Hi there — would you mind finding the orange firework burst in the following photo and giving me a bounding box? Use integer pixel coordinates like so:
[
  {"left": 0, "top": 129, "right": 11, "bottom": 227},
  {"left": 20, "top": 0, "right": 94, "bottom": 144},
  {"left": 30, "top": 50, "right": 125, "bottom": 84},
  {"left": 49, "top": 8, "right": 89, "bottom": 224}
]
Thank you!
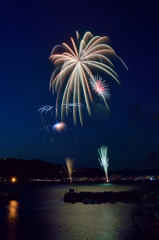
[{"left": 52, "top": 122, "right": 66, "bottom": 132}]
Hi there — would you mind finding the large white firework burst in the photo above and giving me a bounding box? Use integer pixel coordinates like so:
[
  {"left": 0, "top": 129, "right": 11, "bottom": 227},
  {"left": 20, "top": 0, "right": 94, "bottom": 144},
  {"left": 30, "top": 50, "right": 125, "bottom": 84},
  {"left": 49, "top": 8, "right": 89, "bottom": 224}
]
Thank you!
[{"left": 49, "top": 31, "right": 128, "bottom": 126}]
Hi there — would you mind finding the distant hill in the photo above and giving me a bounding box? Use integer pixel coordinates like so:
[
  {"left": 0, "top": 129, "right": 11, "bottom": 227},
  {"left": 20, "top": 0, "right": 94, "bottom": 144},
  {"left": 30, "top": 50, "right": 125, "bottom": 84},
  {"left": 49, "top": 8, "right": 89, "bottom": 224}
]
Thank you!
[
  {"left": 0, "top": 158, "right": 65, "bottom": 180},
  {"left": 0, "top": 158, "right": 159, "bottom": 180}
]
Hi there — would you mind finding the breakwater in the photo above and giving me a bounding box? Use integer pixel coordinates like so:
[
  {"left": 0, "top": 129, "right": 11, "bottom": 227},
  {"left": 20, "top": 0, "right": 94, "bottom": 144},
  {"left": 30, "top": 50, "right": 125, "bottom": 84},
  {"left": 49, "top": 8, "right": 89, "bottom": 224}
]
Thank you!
[{"left": 64, "top": 189, "right": 142, "bottom": 204}]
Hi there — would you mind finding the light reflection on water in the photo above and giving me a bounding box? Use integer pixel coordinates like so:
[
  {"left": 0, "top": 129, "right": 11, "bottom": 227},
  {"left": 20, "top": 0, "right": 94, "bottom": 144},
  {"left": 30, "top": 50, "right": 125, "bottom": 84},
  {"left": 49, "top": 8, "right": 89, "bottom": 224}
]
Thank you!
[
  {"left": 53, "top": 199, "right": 138, "bottom": 240},
  {"left": 5, "top": 200, "right": 20, "bottom": 240},
  {"left": 0, "top": 182, "right": 158, "bottom": 240},
  {"left": 7, "top": 200, "right": 19, "bottom": 221}
]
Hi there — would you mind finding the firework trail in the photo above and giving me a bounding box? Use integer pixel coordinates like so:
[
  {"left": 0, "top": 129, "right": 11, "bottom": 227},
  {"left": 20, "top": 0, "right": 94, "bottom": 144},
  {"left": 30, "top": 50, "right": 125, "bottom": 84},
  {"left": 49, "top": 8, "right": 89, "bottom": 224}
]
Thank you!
[
  {"left": 65, "top": 158, "right": 74, "bottom": 182},
  {"left": 37, "top": 103, "right": 86, "bottom": 133},
  {"left": 37, "top": 105, "right": 68, "bottom": 145},
  {"left": 49, "top": 31, "right": 128, "bottom": 126},
  {"left": 37, "top": 103, "right": 86, "bottom": 119},
  {"left": 98, "top": 146, "right": 109, "bottom": 182},
  {"left": 37, "top": 105, "right": 55, "bottom": 117}
]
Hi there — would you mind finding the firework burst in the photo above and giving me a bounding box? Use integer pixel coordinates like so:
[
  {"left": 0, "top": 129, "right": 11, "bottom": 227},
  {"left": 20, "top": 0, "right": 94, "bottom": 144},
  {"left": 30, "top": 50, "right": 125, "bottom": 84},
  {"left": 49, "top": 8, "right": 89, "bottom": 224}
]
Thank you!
[
  {"left": 49, "top": 31, "right": 128, "bottom": 126},
  {"left": 90, "top": 76, "right": 110, "bottom": 109}
]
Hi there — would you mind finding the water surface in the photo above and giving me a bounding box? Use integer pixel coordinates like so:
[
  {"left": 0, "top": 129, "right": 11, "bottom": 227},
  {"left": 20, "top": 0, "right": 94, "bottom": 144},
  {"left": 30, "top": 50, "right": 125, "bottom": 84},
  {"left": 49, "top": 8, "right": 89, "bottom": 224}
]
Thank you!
[{"left": 0, "top": 181, "right": 158, "bottom": 240}]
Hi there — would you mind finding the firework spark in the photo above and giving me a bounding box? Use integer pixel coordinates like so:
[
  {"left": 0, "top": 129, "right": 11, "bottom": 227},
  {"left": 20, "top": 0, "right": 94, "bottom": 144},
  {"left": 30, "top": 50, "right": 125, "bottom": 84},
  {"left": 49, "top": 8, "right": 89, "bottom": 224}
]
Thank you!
[
  {"left": 90, "top": 75, "right": 110, "bottom": 109},
  {"left": 52, "top": 121, "right": 67, "bottom": 132},
  {"left": 65, "top": 158, "right": 74, "bottom": 182},
  {"left": 98, "top": 146, "right": 109, "bottom": 182},
  {"left": 49, "top": 31, "right": 128, "bottom": 126}
]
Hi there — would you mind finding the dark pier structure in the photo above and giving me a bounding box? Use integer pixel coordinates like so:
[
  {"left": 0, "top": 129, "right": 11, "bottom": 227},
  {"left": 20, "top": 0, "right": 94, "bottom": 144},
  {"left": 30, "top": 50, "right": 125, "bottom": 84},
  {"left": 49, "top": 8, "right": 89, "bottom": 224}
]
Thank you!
[{"left": 64, "top": 189, "right": 143, "bottom": 204}]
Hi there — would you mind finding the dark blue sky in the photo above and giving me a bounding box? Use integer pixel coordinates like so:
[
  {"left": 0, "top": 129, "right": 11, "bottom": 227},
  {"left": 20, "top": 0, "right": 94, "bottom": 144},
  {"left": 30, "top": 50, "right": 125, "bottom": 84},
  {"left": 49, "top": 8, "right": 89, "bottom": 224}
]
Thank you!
[{"left": 1, "top": 0, "right": 159, "bottom": 170}]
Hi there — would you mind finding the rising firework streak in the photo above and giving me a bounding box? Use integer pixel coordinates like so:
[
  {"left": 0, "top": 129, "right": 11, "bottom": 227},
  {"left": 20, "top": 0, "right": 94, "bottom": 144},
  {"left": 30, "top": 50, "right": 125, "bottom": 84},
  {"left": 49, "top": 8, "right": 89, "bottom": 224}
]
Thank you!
[{"left": 98, "top": 146, "right": 109, "bottom": 182}]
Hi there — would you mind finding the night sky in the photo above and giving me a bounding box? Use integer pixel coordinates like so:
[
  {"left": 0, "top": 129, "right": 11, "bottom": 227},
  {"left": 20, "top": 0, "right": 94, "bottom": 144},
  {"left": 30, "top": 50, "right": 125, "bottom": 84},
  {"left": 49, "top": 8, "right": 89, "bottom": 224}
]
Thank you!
[{"left": 1, "top": 0, "right": 159, "bottom": 170}]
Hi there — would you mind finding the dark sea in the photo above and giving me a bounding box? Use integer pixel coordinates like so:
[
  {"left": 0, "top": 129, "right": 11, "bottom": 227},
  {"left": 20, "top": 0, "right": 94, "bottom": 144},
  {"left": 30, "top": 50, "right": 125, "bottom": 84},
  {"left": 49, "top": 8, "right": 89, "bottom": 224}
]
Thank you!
[{"left": 0, "top": 181, "right": 158, "bottom": 240}]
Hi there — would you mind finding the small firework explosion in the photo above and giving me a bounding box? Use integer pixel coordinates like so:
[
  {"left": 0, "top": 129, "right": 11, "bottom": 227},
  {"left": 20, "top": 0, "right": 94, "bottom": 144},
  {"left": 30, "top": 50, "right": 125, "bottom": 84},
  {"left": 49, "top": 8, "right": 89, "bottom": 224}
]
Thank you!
[
  {"left": 90, "top": 76, "right": 110, "bottom": 109},
  {"left": 52, "top": 121, "right": 67, "bottom": 132},
  {"left": 98, "top": 146, "right": 109, "bottom": 182},
  {"left": 65, "top": 158, "right": 74, "bottom": 182}
]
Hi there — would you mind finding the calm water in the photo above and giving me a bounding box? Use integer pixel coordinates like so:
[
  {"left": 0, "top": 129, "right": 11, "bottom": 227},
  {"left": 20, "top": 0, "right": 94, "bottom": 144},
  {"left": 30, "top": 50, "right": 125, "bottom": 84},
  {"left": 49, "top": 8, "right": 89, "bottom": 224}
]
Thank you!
[{"left": 0, "top": 181, "right": 158, "bottom": 240}]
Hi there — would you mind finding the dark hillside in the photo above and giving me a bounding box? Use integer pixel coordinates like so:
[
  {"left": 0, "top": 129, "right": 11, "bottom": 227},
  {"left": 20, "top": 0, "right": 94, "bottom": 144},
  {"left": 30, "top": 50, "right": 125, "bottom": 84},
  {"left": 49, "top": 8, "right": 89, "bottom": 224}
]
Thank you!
[{"left": 0, "top": 158, "right": 159, "bottom": 180}]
